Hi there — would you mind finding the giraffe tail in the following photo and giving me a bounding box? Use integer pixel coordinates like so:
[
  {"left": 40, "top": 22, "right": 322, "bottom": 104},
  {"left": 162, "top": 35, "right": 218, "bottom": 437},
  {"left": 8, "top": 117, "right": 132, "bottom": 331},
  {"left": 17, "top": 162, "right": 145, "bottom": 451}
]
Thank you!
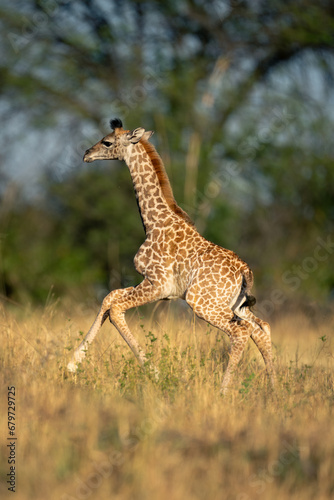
[
  {"left": 231, "top": 268, "right": 256, "bottom": 314},
  {"left": 242, "top": 293, "right": 256, "bottom": 308},
  {"left": 242, "top": 265, "right": 254, "bottom": 291},
  {"left": 242, "top": 267, "right": 256, "bottom": 310}
]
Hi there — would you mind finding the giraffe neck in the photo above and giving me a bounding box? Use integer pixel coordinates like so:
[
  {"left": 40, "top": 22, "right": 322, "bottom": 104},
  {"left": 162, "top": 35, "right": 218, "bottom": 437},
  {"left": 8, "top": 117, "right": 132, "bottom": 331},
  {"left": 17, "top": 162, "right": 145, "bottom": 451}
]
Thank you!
[{"left": 124, "top": 140, "right": 193, "bottom": 233}]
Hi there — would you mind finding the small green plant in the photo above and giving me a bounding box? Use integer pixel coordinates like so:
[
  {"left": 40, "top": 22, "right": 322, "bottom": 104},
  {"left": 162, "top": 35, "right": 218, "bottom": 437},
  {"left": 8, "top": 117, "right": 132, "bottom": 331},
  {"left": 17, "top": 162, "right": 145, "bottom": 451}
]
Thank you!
[{"left": 239, "top": 372, "right": 256, "bottom": 395}]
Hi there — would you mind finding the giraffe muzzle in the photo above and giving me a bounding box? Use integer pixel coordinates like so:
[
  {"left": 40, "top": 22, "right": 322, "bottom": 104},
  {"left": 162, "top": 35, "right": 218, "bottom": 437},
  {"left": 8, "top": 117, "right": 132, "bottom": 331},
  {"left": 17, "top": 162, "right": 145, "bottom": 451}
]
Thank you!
[{"left": 83, "top": 149, "right": 94, "bottom": 162}]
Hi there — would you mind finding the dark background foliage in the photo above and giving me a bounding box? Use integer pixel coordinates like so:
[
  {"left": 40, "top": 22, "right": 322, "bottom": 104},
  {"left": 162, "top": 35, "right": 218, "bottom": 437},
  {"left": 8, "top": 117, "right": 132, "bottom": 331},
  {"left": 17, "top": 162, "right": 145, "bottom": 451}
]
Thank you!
[{"left": 0, "top": 0, "right": 333, "bottom": 308}]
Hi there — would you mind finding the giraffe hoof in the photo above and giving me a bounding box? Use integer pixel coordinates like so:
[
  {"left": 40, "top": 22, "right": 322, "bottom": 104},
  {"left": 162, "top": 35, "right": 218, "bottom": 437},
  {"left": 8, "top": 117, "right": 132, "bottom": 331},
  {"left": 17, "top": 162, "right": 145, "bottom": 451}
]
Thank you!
[
  {"left": 67, "top": 360, "right": 78, "bottom": 373},
  {"left": 153, "top": 366, "right": 160, "bottom": 382},
  {"left": 144, "top": 362, "right": 159, "bottom": 381}
]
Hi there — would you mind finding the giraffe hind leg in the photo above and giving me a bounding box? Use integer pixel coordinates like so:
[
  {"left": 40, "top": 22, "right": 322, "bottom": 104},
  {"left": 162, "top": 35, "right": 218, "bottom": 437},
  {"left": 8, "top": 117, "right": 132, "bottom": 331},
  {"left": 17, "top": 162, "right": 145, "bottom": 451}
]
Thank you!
[
  {"left": 186, "top": 291, "right": 253, "bottom": 394},
  {"left": 220, "top": 322, "right": 253, "bottom": 394},
  {"left": 234, "top": 305, "right": 276, "bottom": 387}
]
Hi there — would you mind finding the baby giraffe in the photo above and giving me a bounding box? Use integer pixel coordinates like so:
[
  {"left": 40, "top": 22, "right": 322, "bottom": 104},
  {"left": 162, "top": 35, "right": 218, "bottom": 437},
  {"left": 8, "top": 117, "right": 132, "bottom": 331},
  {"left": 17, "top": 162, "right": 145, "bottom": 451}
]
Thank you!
[{"left": 67, "top": 118, "right": 275, "bottom": 393}]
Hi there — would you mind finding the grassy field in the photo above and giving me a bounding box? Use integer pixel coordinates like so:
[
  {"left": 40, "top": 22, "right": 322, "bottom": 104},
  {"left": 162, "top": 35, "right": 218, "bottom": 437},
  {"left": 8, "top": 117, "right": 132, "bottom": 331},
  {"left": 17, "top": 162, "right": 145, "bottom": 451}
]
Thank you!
[{"left": 0, "top": 298, "right": 333, "bottom": 500}]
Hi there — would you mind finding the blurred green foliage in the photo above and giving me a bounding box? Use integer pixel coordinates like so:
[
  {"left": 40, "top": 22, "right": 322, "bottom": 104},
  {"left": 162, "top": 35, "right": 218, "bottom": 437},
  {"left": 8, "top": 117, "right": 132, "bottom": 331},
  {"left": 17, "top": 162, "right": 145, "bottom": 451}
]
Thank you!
[{"left": 0, "top": 0, "right": 333, "bottom": 305}]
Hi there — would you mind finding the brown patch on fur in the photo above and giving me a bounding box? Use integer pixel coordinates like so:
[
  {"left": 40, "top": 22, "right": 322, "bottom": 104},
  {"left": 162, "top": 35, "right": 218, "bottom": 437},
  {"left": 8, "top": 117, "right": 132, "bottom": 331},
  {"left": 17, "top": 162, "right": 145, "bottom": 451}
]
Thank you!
[{"left": 140, "top": 140, "right": 195, "bottom": 227}]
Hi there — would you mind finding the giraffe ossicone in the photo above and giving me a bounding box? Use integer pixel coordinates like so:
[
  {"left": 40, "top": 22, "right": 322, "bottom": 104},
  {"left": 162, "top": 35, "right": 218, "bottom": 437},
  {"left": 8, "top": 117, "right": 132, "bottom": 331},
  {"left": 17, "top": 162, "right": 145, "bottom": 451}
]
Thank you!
[{"left": 67, "top": 118, "right": 275, "bottom": 393}]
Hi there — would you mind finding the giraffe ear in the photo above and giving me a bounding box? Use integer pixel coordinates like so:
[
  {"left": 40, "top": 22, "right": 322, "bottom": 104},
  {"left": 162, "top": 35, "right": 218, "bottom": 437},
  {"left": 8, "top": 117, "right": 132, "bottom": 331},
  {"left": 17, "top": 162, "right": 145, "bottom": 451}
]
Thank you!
[
  {"left": 128, "top": 128, "right": 154, "bottom": 143},
  {"left": 128, "top": 128, "right": 146, "bottom": 143},
  {"left": 142, "top": 130, "right": 154, "bottom": 141}
]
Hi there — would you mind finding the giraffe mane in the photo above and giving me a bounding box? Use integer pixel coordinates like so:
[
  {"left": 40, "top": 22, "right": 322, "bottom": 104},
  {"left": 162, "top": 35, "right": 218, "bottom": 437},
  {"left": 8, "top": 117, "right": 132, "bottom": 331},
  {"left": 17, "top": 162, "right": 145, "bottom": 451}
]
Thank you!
[{"left": 140, "top": 140, "right": 195, "bottom": 227}]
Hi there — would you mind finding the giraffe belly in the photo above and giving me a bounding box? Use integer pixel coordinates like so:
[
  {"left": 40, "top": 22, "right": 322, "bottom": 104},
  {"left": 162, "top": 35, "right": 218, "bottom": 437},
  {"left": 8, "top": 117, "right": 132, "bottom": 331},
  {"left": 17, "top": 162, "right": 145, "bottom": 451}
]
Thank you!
[
  {"left": 164, "top": 268, "right": 189, "bottom": 299},
  {"left": 165, "top": 280, "right": 187, "bottom": 299}
]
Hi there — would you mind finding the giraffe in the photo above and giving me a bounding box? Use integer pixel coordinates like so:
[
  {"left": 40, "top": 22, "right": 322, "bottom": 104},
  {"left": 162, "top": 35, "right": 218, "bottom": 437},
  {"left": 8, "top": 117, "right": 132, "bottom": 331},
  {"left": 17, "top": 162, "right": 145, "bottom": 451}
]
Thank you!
[{"left": 67, "top": 118, "right": 275, "bottom": 393}]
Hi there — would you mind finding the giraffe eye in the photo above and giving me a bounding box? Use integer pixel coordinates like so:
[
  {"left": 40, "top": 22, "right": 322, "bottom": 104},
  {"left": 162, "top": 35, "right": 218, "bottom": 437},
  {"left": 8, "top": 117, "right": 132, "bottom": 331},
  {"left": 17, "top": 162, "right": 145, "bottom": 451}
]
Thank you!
[{"left": 102, "top": 140, "right": 112, "bottom": 147}]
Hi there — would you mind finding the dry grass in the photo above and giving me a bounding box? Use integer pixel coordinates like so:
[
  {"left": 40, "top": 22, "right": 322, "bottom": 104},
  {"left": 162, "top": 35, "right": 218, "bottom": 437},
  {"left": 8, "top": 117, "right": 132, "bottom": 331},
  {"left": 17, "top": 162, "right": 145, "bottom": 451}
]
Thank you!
[{"left": 0, "top": 299, "right": 333, "bottom": 500}]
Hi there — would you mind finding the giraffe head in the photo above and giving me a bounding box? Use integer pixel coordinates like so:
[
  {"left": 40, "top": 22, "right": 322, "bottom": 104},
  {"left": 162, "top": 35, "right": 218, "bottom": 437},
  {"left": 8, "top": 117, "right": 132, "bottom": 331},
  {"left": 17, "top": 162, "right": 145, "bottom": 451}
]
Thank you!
[{"left": 83, "top": 118, "right": 154, "bottom": 163}]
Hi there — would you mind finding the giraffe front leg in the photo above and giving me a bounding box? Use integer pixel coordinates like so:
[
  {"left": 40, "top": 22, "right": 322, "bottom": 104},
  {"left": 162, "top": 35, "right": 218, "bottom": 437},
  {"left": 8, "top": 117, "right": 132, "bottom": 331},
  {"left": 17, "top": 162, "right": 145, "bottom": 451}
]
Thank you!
[
  {"left": 67, "top": 279, "right": 164, "bottom": 375},
  {"left": 108, "top": 279, "right": 165, "bottom": 378},
  {"left": 67, "top": 309, "right": 107, "bottom": 372},
  {"left": 67, "top": 287, "right": 133, "bottom": 372}
]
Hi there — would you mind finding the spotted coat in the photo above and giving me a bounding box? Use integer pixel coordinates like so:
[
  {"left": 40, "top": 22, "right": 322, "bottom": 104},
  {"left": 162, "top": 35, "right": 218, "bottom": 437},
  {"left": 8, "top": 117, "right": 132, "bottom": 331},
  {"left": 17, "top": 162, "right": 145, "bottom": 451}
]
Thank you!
[{"left": 67, "top": 120, "right": 275, "bottom": 393}]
